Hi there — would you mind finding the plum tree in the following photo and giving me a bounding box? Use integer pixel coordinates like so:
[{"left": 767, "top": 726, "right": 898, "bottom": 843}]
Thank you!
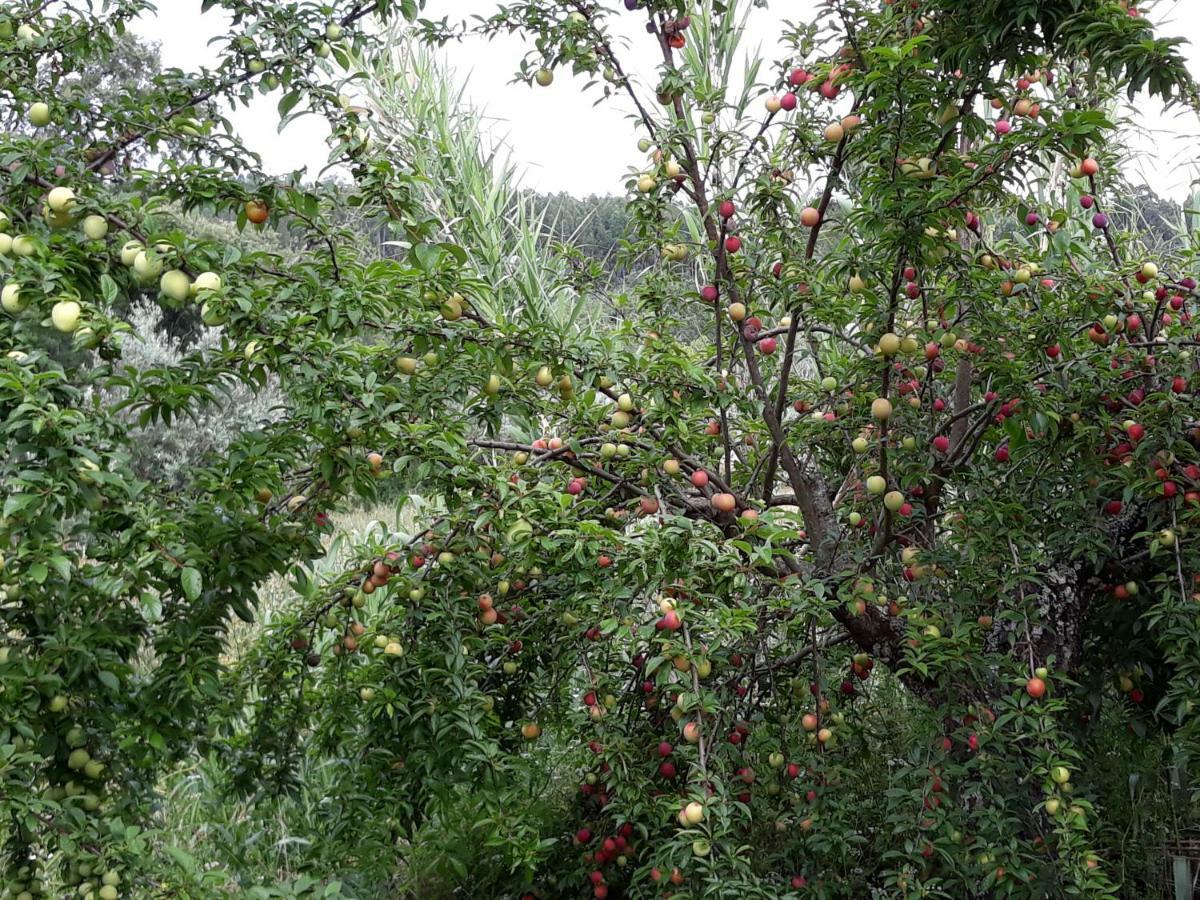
[{"left": 1, "top": 0, "right": 1198, "bottom": 898}]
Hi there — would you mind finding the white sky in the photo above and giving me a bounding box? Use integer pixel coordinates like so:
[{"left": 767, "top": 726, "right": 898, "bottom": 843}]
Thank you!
[{"left": 135, "top": 0, "right": 1200, "bottom": 201}]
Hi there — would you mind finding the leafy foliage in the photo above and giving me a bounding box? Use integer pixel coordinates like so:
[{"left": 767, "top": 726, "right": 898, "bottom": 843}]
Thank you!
[{"left": 1, "top": 0, "right": 1199, "bottom": 898}]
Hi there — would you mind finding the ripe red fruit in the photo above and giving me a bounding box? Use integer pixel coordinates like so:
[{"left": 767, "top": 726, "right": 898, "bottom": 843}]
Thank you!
[
  {"left": 1104, "top": 499, "right": 1123, "bottom": 516},
  {"left": 994, "top": 445, "right": 1009, "bottom": 463},
  {"left": 791, "top": 876, "right": 808, "bottom": 889},
  {"left": 759, "top": 336, "right": 778, "bottom": 354},
  {"left": 691, "top": 470, "right": 709, "bottom": 488},
  {"left": 932, "top": 435, "right": 950, "bottom": 453},
  {"left": 719, "top": 200, "right": 735, "bottom": 219},
  {"left": 780, "top": 91, "right": 797, "bottom": 111},
  {"left": 660, "top": 610, "right": 682, "bottom": 631},
  {"left": 658, "top": 741, "right": 673, "bottom": 756},
  {"left": 1046, "top": 344, "right": 1060, "bottom": 359},
  {"left": 576, "top": 828, "right": 592, "bottom": 844},
  {"left": 245, "top": 199, "right": 269, "bottom": 224},
  {"left": 598, "top": 554, "right": 612, "bottom": 568},
  {"left": 658, "top": 760, "right": 677, "bottom": 779},
  {"left": 1025, "top": 677, "right": 1046, "bottom": 699},
  {"left": 789, "top": 68, "right": 810, "bottom": 85},
  {"left": 725, "top": 235, "right": 742, "bottom": 253}
]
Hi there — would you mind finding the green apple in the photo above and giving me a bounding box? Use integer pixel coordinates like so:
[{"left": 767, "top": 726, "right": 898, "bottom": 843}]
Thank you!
[
  {"left": 535, "top": 67, "right": 554, "bottom": 86},
  {"left": 866, "top": 475, "right": 886, "bottom": 494},
  {"left": 326, "top": 22, "right": 343, "bottom": 40},
  {"left": 47, "top": 186, "right": 76, "bottom": 212},
  {"left": 160, "top": 269, "right": 190, "bottom": 304},
  {"left": 883, "top": 490, "right": 904, "bottom": 511},
  {"left": 16, "top": 23, "right": 40, "bottom": 44},
  {"left": 189, "top": 271, "right": 222, "bottom": 296},
  {"left": 67, "top": 748, "right": 90, "bottom": 770},
  {"left": 248, "top": 58, "right": 266, "bottom": 73},
  {"left": 43, "top": 204, "right": 73, "bottom": 228},
  {"left": 82, "top": 215, "right": 109, "bottom": 240},
  {"left": 133, "top": 250, "right": 163, "bottom": 280},
  {"left": 12, "top": 234, "right": 36, "bottom": 256},
  {"left": 51, "top": 300, "right": 82, "bottom": 333},
  {"left": 28, "top": 101, "right": 51, "bottom": 127},
  {"left": 119, "top": 240, "right": 144, "bottom": 266},
  {"left": 314, "top": 40, "right": 331, "bottom": 58},
  {"left": 852, "top": 436, "right": 870, "bottom": 454},
  {"left": 395, "top": 356, "right": 417, "bottom": 374},
  {"left": 200, "top": 302, "right": 227, "bottom": 327},
  {"left": 2, "top": 282, "right": 25, "bottom": 314},
  {"left": 74, "top": 326, "right": 100, "bottom": 349}
]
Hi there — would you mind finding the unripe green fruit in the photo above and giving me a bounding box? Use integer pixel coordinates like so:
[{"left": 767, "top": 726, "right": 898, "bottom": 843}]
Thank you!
[
  {"left": 200, "top": 302, "right": 228, "bottom": 327},
  {"left": 51, "top": 300, "right": 82, "bottom": 333},
  {"left": 2, "top": 282, "right": 26, "bottom": 314},
  {"left": 12, "top": 234, "right": 36, "bottom": 256},
  {"left": 191, "top": 271, "right": 222, "bottom": 295},
  {"left": 82, "top": 215, "right": 109, "bottom": 240},
  {"left": 160, "top": 270, "right": 190, "bottom": 304},
  {"left": 47, "top": 186, "right": 76, "bottom": 211},
  {"left": 133, "top": 250, "right": 164, "bottom": 280},
  {"left": 29, "top": 102, "right": 51, "bottom": 127},
  {"left": 119, "top": 241, "right": 143, "bottom": 266},
  {"left": 67, "top": 748, "right": 90, "bottom": 770}
]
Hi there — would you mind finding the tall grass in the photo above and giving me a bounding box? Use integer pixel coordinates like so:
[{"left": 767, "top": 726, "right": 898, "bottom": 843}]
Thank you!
[{"left": 356, "top": 31, "right": 600, "bottom": 332}]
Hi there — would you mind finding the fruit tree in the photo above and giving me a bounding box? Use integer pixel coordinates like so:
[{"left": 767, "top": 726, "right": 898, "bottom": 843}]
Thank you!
[{"left": 1, "top": 0, "right": 1199, "bottom": 897}]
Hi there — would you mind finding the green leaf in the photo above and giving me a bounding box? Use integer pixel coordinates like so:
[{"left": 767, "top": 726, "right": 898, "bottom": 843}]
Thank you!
[{"left": 180, "top": 567, "right": 202, "bottom": 601}]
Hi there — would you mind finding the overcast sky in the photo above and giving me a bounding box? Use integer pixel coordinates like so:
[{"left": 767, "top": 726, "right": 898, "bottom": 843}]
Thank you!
[{"left": 135, "top": 0, "right": 1200, "bottom": 201}]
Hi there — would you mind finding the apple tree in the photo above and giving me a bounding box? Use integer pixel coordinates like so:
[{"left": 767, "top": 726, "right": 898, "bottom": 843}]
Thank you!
[{"left": 1, "top": 0, "right": 1199, "bottom": 897}]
